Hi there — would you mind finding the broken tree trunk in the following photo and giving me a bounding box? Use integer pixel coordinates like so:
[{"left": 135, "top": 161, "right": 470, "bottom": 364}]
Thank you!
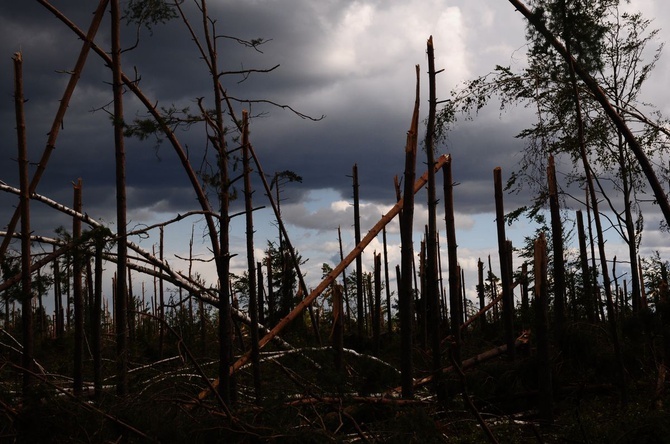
[
  {"left": 196, "top": 155, "right": 451, "bottom": 402},
  {"left": 111, "top": 0, "right": 128, "bottom": 396},
  {"left": 494, "top": 167, "right": 515, "bottom": 359},
  {"left": 506, "top": 0, "right": 670, "bottom": 229},
  {"left": 1, "top": 0, "right": 109, "bottom": 260},
  {"left": 534, "top": 232, "right": 553, "bottom": 424},
  {"left": 242, "top": 110, "right": 262, "bottom": 404},
  {"left": 73, "top": 179, "right": 83, "bottom": 396},
  {"left": 353, "top": 164, "right": 365, "bottom": 338},
  {"left": 14, "top": 51, "right": 34, "bottom": 395},
  {"left": 399, "top": 65, "right": 421, "bottom": 399},
  {"left": 444, "top": 156, "right": 461, "bottom": 363},
  {"left": 425, "top": 36, "right": 442, "bottom": 395}
]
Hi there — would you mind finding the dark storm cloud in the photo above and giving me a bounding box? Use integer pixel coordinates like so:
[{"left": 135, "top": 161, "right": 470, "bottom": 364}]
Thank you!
[{"left": 2, "top": 0, "right": 667, "bottom": 247}]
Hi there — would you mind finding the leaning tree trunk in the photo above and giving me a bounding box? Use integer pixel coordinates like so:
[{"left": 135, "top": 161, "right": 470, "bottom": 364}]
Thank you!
[
  {"left": 203, "top": 155, "right": 452, "bottom": 402},
  {"left": 1, "top": 0, "right": 109, "bottom": 261},
  {"left": 507, "top": 0, "right": 670, "bottom": 231}
]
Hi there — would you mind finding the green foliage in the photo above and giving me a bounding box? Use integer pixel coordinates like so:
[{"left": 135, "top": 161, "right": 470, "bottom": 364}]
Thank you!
[{"left": 123, "top": 0, "right": 179, "bottom": 33}]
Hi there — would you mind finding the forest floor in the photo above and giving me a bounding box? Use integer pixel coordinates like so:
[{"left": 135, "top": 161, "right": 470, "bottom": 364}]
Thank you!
[{"left": 3, "top": 317, "right": 670, "bottom": 443}]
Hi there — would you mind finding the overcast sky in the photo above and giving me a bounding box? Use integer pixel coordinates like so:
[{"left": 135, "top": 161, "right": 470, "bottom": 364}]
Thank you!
[{"left": 1, "top": 0, "right": 669, "bottom": 307}]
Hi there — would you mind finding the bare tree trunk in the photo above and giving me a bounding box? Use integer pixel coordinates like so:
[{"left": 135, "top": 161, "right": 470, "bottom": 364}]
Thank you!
[
  {"left": 419, "top": 239, "right": 427, "bottom": 349},
  {"left": 373, "top": 253, "right": 382, "bottom": 355},
  {"left": 1, "top": 0, "right": 109, "bottom": 260},
  {"left": 53, "top": 245, "right": 64, "bottom": 338},
  {"left": 111, "top": 0, "right": 128, "bottom": 396},
  {"left": 478, "top": 259, "right": 487, "bottom": 331},
  {"left": 534, "top": 233, "right": 553, "bottom": 424},
  {"left": 585, "top": 191, "right": 604, "bottom": 322},
  {"left": 444, "top": 156, "right": 461, "bottom": 362},
  {"left": 127, "top": 268, "right": 136, "bottom": 344},
  {"left": 507, "top": 0, "right": 670, "bottom": 228},
  {"left": 520, "top": 262, "right": 530, "bottom": 321},
  {"left": 73, "top": 179, "right": 83, "bottom": 396},
  {"left": 200, "top": 0, "right": 234, "bottom": 404},
  {"left": 338, "top": 226, "right": 352, "bottom": 331},
  {"left": 383, "top": 227, "right": 392, "bottom": 334},
  {"left": 639, "top": 257, "right": 648, "bottom": 310},
  {"left": 92, "top": 231, "right": 103, "bottom": 399},
  {"left": 195, "top": 154, "right": 451, "bottom": 402},
  {"left": 352, "top": 164, "right": 365, "bottom": 338},
  {"left": 159, "top": 226, "right": 165, "bottom": 358},
  {"left": 576, "top": 210, "right": 595, "bottom": 323},
  {"left": 494, "top": 168, "right": 515, "bottom": 359},
  {"left": 399, "top": 66, "right": 421, "bottom": 399},
  {"left": 547, "top": 156, "right": 565, "bottom": 336},
  {"left": 14, "top": 52, "right": 34, "bottom": 395},
  {"left": 332, "top": 284, "right": 344, "bottom": 388},
  {"left": 461, "top": 267, "right": 467, "bottom": 325},
  {"left": 565, "top": 33, "right": 627, "bottom": 405},
  {"left": 266, "top": 255, "right": 274, "bottom": 325},
  {"left": 425, "top": 37, "right": 443, "bottom": 398},
  {"left": 257, "top": 261, "right": 264, "bottom": 326},
  {"left": 242, "top": 111, "right": 262, "bottom": 404}
]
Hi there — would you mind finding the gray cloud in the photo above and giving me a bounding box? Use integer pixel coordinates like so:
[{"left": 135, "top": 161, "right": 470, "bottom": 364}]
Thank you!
[{"left": 1, "top": 0, "right": 669, "bottom": 293}]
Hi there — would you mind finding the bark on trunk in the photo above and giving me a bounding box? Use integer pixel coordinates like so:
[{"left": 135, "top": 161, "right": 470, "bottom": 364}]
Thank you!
[
  {"left": 494, "top": 168, "right": 515, "bottom": 359},
  {"left": 14, "top": 52, "right": 34, "bottom": 395},
  {"left": 72, "top": 179, "right": 83, "bottom": 396}
]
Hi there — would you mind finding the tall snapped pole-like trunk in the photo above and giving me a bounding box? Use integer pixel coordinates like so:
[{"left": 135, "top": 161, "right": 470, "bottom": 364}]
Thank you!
[
  {"left": 111, "top": 0, "right": 128, "bottom": 396},
  {"left": 534, "top": 233, "right": 553, "bottom": 424},
  {"left": 14, "top": 52, "right": 34, "bottom": 394},
  {"left": 92, "top": 230, "right": 103, "bottom": 399},
  {"left": 197, "top": 154, "right": 451, "bottom": 402},
  {"left": 1, "top": 0, "right": 109, "bottom": 260},
  {"left": 242, "top": 110, "right": 262, "bottom": 404},
  {"left": 382, "top": 226, "right": 392, "bottom": 334},
  {"left": 562, "top": 28, "right": 627, "bottom": 403},
  {"left": 200, "top": 0, "right": 234, "bottom": 404},
  {"left": 444, "top": 156, "right": 461, "bottom": 362},
  {"left": 72, "top": 179, "right": 83, "bottom": 396},
  {"left": 425, "top": 37, "right": 442, "bottom": 391},
  {"left": 547, "top": 156, "right": 565, "bottom": 336},
  {"left": 352, "top": 164, "right": 364, "bottom": 338},
  {"left": 494, "top": 167, "right": 515, "bottom": 359},
  {"left": 399, "top": 65, "right": 421, "bottom": 399}
]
